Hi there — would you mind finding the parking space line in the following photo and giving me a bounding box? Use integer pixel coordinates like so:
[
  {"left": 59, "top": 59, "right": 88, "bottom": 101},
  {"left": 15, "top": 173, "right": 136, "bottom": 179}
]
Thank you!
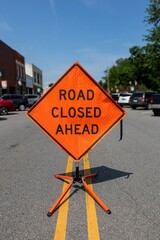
[
  {"left": 83, "top": 154, "right": 100, "bottom": 240},
  {"left": 53, "top": 156, "right": 73, "bottom": 240}
]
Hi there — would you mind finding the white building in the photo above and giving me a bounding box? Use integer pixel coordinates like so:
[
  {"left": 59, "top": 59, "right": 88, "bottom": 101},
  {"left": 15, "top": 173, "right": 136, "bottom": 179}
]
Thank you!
[
  {"left": 25, "top": 63, "right": 43, "bottom": 94},
  {"left": 25, "top": 74, "right": 33, "bottom": 94}
]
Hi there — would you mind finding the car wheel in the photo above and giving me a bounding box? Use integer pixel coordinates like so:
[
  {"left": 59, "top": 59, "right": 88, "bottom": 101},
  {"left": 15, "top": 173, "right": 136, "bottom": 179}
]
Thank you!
[
  {"left": 19, "top": 104, "right": 25, "bottom": 111},
  {"left": 131, "top": 106, "right": 136, "bottom": 109},
  {"left": 153, "top": 110, "right": 160, "bottom": 116},
  {"left": 0, "top": 107, "right": 8, "bottom": 115},
  {"left": 146, "top": 103, "right": 151, "bottom": 110}
]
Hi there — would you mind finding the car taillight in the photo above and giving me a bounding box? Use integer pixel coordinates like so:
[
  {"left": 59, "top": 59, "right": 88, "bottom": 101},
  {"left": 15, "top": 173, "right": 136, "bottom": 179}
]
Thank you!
[
  {"left": 150, "top": 96, "right": 153, "bottom": 103},
  {"left": 140, "top": 97, "right": 145, "bottom": 101}
]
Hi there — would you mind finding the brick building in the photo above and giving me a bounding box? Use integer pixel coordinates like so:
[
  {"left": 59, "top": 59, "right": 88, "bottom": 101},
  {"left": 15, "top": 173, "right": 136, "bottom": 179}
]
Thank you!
[
  {"left": 0, "top": 40, "right": 43, "bottom": 96},
  {"left": 0, "top": 40, "right": 26, "bottom": 95}
]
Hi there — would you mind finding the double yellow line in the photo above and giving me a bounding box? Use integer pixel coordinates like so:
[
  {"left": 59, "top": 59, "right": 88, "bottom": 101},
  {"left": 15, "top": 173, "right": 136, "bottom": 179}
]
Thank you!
[{"left": 53, "top": 154, "right": 100, "bottom": 240}]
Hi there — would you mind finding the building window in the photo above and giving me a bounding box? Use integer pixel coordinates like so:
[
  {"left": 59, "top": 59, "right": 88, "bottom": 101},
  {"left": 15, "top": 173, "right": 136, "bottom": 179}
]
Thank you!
[
  {"left": 37, "top": 73, "right": 40, "bottom": 84},
  {"left": 34, "top": 72, "right": 36, "bottom": 83},
  {"left": 16, "top": 62, "right": 25, "bottom": 79}
]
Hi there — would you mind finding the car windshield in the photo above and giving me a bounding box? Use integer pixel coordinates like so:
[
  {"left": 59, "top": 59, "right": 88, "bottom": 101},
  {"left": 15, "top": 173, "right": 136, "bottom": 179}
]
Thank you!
[
  {"left": 120, "top": 93, "right": 131, "bottom": 97},
  {"left": 1, "top": 95, "right": 9, "bottom": 99},
  {"left": 132, "top": 93, "right": 143, "bottom": 97}
]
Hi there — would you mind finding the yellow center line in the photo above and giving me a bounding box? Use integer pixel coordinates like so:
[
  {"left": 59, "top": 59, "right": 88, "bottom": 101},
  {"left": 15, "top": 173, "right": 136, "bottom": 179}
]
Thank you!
[
  {"left": 53, "top": 154, "right": 100, "bottom": 240},
  {"left": 83, "top": 154, "right": 100, "bottom": 240},
  {"left": 53, "top": 156, "right": 73, "bottom": 240}
]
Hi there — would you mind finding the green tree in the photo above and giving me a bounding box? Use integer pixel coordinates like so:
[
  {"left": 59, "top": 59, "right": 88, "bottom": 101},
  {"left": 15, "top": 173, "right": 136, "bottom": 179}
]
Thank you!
[
  {"left": 144, "top": 0, "right": 160, "bottom": 44},
  {"left": 114, "top": 58, "right": 135, "bottom": 87},
  {"left": 100, "top": 66, "right": 118, "bottom": 92},
  {"left": 101, "top": 58, "right": 136, "bottom": 92},
  {"left": 129, "top": 45, "right": 150, "bottom": 87},
  {"left": 144, "top": 0, "right": 160, "bottom": 91},
  {"left": 99, "top": 68, "right": 108, "bottom": 90},
  {"left": 48, "top": 83, "right": 53, "bottom": 87},
  {"left": 101, "top": 0, "right": 160, "bottom": 92}
]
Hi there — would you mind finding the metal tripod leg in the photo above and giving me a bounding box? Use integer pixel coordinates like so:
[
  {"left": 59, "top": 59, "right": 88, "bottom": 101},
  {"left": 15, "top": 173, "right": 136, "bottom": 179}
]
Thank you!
[
  {"left": 47, "top": 177, "right": 74, "bottom": 217},
  {"left": 47, "top": 162, "right": 111, "bottom": 216},
  {"left": 54, "top": 174, "right": 73, "bottom": 181},
  {"left": 81, "top": 177, "right": 111, "bottom": 214}
]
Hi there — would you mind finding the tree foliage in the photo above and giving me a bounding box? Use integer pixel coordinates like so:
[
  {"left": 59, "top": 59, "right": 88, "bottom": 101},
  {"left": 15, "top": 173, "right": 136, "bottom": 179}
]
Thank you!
[
  {"left": 100, "top": 0, "right": 160, "bottom": 92},
  {"left": 48, "top": 83, "right": 53, "bottom": 87}
]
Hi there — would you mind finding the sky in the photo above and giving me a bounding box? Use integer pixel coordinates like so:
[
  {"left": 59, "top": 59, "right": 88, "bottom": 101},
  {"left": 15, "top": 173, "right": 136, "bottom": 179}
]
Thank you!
[{"left": 0, "top": 0, "right": 150, "bottom": 88}]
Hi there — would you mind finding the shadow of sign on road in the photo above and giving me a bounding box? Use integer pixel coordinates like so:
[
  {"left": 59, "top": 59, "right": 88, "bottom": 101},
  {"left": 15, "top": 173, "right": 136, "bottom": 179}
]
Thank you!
[
  {"left": 58, "top": 165, "right": 133, "bottom": 184},
  {"left": 54, "top": 165, "right": 133, "bottom": 212},
  {"left": 90, "top": 165, "right": 133, "bottom": 183}
]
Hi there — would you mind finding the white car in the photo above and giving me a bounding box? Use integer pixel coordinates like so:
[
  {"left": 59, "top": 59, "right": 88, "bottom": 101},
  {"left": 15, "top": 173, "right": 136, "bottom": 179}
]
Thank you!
[
  {"left": 118, "top": 93, "right": 132, "bottom": 107},
  {"left": 24, "top": 94, "right": 39, "bottom": 107}
]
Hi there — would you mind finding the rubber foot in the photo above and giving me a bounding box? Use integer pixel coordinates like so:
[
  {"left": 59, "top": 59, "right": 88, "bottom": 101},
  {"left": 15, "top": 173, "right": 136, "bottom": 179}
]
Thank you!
[
  {"left": 106, "top": 210, "right": 111, "bottom": 214},
  {"left": 47, "top": 212, "right": 52, "bottom": 217}
]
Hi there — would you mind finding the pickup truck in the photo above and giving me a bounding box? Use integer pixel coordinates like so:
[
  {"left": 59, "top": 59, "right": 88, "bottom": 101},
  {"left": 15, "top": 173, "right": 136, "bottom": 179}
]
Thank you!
[{"left": 150, "top": 93, "right": 160, "bottom": 116}]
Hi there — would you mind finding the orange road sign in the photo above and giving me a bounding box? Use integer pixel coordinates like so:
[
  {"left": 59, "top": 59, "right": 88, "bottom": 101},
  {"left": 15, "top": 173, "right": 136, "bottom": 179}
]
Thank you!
[{"left": 26, "top": 61, "right": 127, "bottom": 160}]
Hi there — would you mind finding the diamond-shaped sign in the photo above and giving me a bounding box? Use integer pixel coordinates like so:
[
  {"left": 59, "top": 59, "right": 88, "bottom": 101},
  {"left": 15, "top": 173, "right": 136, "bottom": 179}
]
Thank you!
[{"left": 27, "top": 62, "right": 127, "bottom": 160}]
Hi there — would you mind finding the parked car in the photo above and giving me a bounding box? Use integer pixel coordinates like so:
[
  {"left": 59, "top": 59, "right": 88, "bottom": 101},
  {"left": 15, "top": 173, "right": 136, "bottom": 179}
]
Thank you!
[
  {"left": 0, "top": 98, "right": 15, "bottom": 115},
  {"left": 111, "top": 93, "right": 120, "bottom": 103},
  {"left": 24, "top": 94, "right": 39, "bottom": 107},
  {"left": 118, "top": 92, "right": 132, "bottom": 107},
  {"left": 129, "top": 91, "right": 155, "bottom": 109},
  {"left": 1, "top": 94, "right": 28, "bottom": 111},
  {"left": 150, "top": 93, "right": 160, "bottom": 116}
]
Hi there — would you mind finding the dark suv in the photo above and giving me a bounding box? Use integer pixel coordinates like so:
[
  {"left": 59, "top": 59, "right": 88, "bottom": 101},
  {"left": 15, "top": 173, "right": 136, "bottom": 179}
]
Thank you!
[
  {"left": 1, "top": 94, "right": 28, "bottom": 111},
  {"left": 129, "top": 91, "right": 155, "bottom": 109}
]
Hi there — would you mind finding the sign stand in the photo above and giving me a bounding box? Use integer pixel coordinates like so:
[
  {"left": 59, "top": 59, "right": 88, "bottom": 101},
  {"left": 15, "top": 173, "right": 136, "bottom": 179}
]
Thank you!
[
  {"left": 47, "top": 121, "right": 123, "bottom": 216},
  {"left": 47, "top": 161, "right": 111, "bottom": 217},
  {"left": 26, "top": 62, "right": 127, "bottom": 217}
]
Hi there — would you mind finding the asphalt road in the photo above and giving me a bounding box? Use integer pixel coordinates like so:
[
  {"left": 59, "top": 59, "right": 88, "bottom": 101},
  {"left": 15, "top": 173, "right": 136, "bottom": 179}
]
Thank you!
[{"left": 0, "top": 108, "right": 160, "bottom": 240}]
